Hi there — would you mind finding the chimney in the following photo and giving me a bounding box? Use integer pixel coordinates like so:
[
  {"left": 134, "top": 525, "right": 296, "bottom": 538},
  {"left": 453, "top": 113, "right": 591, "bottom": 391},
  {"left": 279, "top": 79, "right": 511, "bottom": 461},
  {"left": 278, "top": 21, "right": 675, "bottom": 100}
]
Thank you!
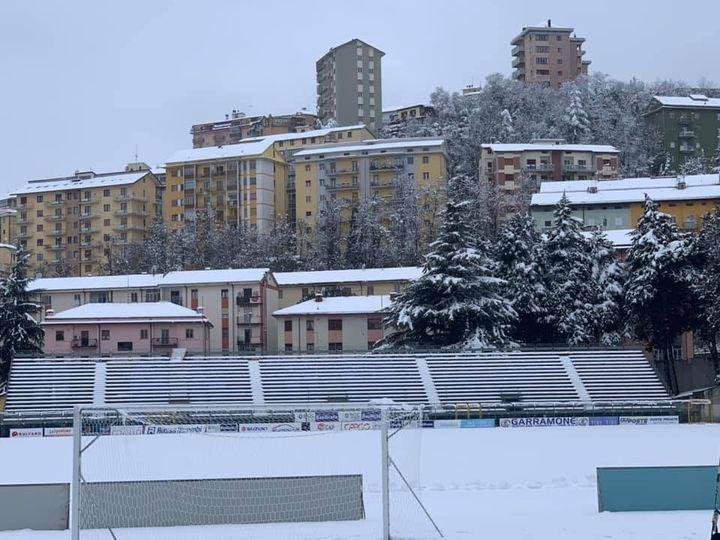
[
  {"left": 314, "top": 293, "right": 323, "bottom": 303},
  {"left": 547, "top": 19, "right": 551, "bottom": 27},
  {"left": 45, "top": 308, "right": 54, "bottom": 317}
]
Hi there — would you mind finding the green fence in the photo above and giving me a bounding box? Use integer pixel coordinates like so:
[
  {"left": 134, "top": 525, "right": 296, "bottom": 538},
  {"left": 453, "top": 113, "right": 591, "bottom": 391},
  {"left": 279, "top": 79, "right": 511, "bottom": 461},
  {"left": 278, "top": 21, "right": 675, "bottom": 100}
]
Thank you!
[{"left": 597, "top": 466, "right": 716, "bottom": 512}]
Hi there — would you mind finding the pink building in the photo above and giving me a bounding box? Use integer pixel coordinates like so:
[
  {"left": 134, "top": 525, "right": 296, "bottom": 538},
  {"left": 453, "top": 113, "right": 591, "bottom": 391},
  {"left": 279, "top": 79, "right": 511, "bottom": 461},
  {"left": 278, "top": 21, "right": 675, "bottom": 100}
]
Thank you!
[{"left": 42, "top": 302, "right": 212, "bottom": 356}]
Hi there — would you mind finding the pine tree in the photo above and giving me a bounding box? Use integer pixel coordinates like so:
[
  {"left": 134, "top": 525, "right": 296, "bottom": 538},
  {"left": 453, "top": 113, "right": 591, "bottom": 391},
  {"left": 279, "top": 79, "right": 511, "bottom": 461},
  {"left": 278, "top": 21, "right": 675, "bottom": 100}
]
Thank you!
[
  {"left": 387, "top": 174, "right": 421, "bottom": 266},
  {"left": 562, "top": 84, "right": 591, "bottom": 143},
  {"left": 690, "top": 206, "right": 720, "bottom": 373},
  {"left": 495, "top": 213, "right": 548, "bottom": 343},
  {"left": 345, "top": 194, "right": 390, "bottom": 268},
  {"left": 624, "top": 196, "right": 696, "bottom": 394},
  {"left": 498, "top": 108, "right": 515, "bottom": 142},
  {"left": 0, "top": 248, "right": 44, "bottom": 382},
  {"left": 587, "top": 229, "right": 625, "bottom": 346},
  {"left": 543, "top": 194, "right": 594, "bottom": 345},
  {"left": 383, "top": 200, "right": 515, "bottom": 350}
]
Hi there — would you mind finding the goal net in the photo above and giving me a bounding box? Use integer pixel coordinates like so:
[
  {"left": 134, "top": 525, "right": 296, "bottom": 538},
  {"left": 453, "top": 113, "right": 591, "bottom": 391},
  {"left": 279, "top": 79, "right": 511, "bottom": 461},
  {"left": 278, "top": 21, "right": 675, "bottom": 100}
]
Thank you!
[{"left": 71, "top": 405, "right": 442, "bottom": 540}]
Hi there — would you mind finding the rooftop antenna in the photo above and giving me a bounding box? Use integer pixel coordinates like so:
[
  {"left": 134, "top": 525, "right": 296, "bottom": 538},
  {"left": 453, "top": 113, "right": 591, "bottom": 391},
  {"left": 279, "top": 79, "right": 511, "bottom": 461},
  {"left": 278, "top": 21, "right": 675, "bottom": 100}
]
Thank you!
[{"left": 133, "top": 145, "right": 139, "bottom": 163}]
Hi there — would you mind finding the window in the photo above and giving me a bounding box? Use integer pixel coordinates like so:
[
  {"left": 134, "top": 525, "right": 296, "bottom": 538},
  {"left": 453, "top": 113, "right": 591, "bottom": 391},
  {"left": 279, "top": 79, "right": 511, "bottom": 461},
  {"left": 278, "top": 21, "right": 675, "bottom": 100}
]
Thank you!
[
  {"left": 422, "top": 156, "right": 429, "bottom": 164},
  {"left": 329, "top": 342, "right": 343, "bottom": 351},
  {"left": 306, "top": 343, "right": 315, "bottom": 352},
  {"left": 306, "top": 320, "right": 314, "bottom": 331},
  {"left": 535, "top": 57, "right": 549, "bottom": 64},
  {"left": 36, "top": 195, "right": 43, "bottom": 202},
  {"left": 407, "top": 156, "right": 414, "bottom": 164},
  {"left": 117, "top": 342, "right": 133, "bottom": 352},
  {"left": 55, "top": 330, "right": 65, "bottom": 341},
  {"left": 103, "top": 189, "right": 110, "bottom": 197},
  {"left": 221, "top": 289, "right": 229, "bottom": 299},
  {"left": 423, "top": 172, "right": 430, "bottom": 180},
  {"left": 284, "top": 320, "right": 293, "bottom": 331},
  {"left": 130, "top": 292, "right": 138, "bottom": 302},
  {"left": 101, "top": 329, "right": 110, "bottom": 341},
  {"left": 140, "top": 329, "right": 148, "bottom": 340},
  {"left": 186, "top": 328, "right": 194, "bottom": 339},
  {"left": 366, "top": 285, "right": 375, "bottom": 295},
  {"left": 328, "top": 319, "right": 342, "bottom": 331},
  {"left": 367, "top": 318, "right": 382, "bottom": 330},
  {"left": 285, "top": 343, "right": 293, "bottom": 352},
  {"left": 536, "top": 46, "right": 549, "bottom": 52}
]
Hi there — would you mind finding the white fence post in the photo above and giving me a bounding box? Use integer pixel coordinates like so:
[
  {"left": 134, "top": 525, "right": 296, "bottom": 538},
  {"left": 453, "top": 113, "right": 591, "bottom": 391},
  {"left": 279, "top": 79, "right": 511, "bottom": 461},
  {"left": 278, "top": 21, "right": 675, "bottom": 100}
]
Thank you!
[{"left": 71, "top": 406, "right": 81, "bottom": 540}]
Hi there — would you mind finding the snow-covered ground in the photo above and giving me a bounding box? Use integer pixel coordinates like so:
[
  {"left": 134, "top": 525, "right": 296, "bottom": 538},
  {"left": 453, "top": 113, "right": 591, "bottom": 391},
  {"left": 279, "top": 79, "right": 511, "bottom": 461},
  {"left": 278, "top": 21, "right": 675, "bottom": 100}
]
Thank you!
[{"left": 1, "top": 424, "right": 719, "bottom": 539}]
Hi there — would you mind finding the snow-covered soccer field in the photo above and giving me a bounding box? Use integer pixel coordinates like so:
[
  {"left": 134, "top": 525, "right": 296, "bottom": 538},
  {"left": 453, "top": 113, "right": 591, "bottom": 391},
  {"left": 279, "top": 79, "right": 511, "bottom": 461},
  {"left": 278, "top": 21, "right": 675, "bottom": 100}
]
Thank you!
[{"left": 1, "top": 424, "right": 719, "bottom": 539}]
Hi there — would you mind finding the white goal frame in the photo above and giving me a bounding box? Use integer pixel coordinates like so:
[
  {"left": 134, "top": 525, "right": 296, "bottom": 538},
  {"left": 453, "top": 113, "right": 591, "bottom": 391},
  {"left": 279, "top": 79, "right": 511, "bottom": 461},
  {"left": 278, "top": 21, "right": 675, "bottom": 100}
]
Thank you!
[{"left": 70, "top": 404, "right": 441, "bottom": 540}]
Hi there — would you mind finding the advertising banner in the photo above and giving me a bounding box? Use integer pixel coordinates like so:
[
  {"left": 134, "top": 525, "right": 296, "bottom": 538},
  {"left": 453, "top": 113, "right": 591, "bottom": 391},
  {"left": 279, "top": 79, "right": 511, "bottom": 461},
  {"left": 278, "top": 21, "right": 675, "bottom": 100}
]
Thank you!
[
  {"left": 206, "top": 423, "right": 239, "bottom": 433},
  {"left": 44, "top": 427, "right": 74, "bottom": 437},
  {"left": 144, "top": 424, "right": 206, "bottom": 435},
  {"left": 110, "top": 425, "right": 144, "bottom": 436},
  {"left": 460, "top": 419, "right": 496, "bottom": 428},
  {"left": 313, "top": 410, "right": 340, "bottom": 422},
  {"left": 499, "top": 417, "right": 589, "bottom": 428},
  {"left": 589, "top": 416, "right": 620, "bottom": 426},
  {"left": 432, "top": 419, "right": 461, "bottom": 428},
  {"left": 618, "top": 415, "right": 680, "bottom": 425},
  {"left": 9, "top": 427, "right": 43, "bottom": 438},
  {"left": 312, "top": 421, "right": 342, "bottom": 432},
  {"left": 341, "top": 421, "right": 380, "bottom": 431}
]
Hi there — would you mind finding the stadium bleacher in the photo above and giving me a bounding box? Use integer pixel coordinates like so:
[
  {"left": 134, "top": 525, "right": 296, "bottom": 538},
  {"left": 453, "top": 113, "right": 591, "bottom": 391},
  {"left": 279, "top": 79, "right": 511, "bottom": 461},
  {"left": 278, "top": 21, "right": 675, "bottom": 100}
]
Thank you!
[{"left": 4, "top": 349, "right": 670, "bottom": 412}]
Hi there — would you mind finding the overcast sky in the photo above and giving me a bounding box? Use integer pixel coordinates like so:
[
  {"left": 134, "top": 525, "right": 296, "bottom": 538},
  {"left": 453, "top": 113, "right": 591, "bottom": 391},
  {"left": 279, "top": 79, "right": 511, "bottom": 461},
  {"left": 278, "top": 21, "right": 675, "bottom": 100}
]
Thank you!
[{"left": 1, "top": 0, "right": 718, "bottom": 194}]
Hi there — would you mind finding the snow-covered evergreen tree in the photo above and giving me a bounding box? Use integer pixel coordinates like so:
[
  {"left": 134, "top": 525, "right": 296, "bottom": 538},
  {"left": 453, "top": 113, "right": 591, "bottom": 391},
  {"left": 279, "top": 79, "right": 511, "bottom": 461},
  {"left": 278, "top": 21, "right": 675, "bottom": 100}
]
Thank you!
[
  {"left": 624, "top": 196, "right": 696, "bottom": 394},
  {"left": 345, "top": 194, "right": 390, "bottom": 268},
  {"left": 387, "top": 174, "right": 421, "bottom": 266},
  {"left": 383, "top": 200, "right": 515, "bottom": 350},
  {"left": 0, "top": 248, "right": 43, "bottom": 382},
  {"left": 690, "top": 206, "right": 720, "bottom": 372},
  {"left": 543, "top": 194, "right": 594, "bottom": 345},
  {"left": 561, "top": 83, "right": 591, "bottom": 143},
  {"left": 495, "top": 212, "right": 548, "bottom": 343},
  {"left": 314, "top": 198, "right": 346, "bottom": 269},
  {"left": 587, "top": 229, "right": 625, "bottom": 346},
  {"left": 497, "top": 108, "right": 515, "bottom": 142}
]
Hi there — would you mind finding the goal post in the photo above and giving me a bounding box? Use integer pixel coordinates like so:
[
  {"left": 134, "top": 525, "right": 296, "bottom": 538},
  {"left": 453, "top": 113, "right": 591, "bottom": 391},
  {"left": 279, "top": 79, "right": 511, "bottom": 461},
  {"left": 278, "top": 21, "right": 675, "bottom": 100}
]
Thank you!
[{"left": 71, "top": 404, "right": 440, "bottom": 540}]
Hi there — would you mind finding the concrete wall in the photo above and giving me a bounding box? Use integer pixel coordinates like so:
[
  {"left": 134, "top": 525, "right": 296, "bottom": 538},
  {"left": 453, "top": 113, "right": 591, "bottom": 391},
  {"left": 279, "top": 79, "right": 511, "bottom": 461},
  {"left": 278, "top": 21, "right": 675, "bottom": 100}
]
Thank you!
[
  {"left": 0, "top": 483, "right": 69, "bottom": 531},
  {"left": 80, "top": 475, "right": 363, "bottom": 529}
]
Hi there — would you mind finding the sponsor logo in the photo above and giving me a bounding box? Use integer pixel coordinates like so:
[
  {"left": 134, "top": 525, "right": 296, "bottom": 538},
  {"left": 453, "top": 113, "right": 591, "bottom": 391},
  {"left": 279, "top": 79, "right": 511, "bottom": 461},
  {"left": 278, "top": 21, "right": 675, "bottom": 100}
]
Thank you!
[
  {"left": 271, "top": 423, "right": 300, "bottom": 432},
  {"left": 433, "top": 419, "right": 461, "bottom": 429},
  {"left": 339, "top": 411, "right": 362, "bottom": 422},
  {"left": 460, "top": 419, "right": 496, "bottom": 428},
  {"left": 499, "top": 417, "right": 589, "bottom": 428},
  {"left": 9, "top": 428, "right": 43, "bottom": 438},
  {"left": 238, "top": 424, "right": 270, "bottom": 432},
  {"left": 144, "top": 425, "right": 205, "bottom": 435},
  {"left": 83, "top": 425, "right": 111, "bottom": 436},
  {"left": 44, "top": 427, "right": 74, "bottom": 437},
  {"left": 618, "top": 415, "right": 679, "bottom": 425},
  {"left": 589, "top": 416, "right": 619, "bottom": 426},
  {"left": 314, "top": 411, "right": 340, "bottom": 422},
  {"left": 342, "top": 422, "right": 379, "bottom": 431},
  {"left": 361, "top": 409, "right": 382, "bottom": 422},
  {"left": 422, "top": 420, "right": 435, "bottom": 429},
  {"left": 206, "top": 423, "right": 239, "bottom": 433},
  {"left": 313, "top": 422, "right": 340, "bottom": 432},
  {"left": 110, "top": 425, "right": 143, "bottom": 436}
]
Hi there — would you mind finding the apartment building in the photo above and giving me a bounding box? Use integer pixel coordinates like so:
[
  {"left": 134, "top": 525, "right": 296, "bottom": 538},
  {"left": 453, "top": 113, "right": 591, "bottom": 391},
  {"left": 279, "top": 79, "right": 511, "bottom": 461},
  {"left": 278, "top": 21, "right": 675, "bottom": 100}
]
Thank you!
[
  {"left": 0, "top": 206, "right": 17, "bottom": 246},
  {"left": 382, "top": 104, "right": 436, "bottom": 127},
  {"left": 291, "top": 138, "right": 448, "bottom": 234},
  {"left": 191, "top": 109, "right": 317, "bottom": 149},
  {"left": 273, "top": 266, "right": 422, "bottom": 309},
  {"left": 41, "top": 302, "right": 212, "bottom": 356},
  {"left": 317, "top": 38, "right": 384, "bottom": 130},
  {"left": 530, "top": 174, "right": 720, "bottom": 232},
  {"left": 0, "top": 244, "right": 16, "bottom": 275},
  {"left": 273, "top": 295, "right": 391, "bottom": 352},
  {"left": 511, "top": 20, "right": 590, "bottom": 88},
  {"left": 13, "top": 168, "right": 159, "bottom": 277},
  {"left": 28, "top": 268, "right": 279, "bottom": 354},
  {"left": 644, "top": 94, "right": 720, "bottom": 173},
  {"left": 165, "top": 124, "right": 374, "bottom": 232},
  {"left": 480, "top": 140, "right": 619, "bottom": 191}
]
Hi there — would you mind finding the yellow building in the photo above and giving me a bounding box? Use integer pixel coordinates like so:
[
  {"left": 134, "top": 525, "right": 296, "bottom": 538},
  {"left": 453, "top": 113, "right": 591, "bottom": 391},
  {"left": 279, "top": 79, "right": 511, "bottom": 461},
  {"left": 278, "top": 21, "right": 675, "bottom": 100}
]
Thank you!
[
  {"left": 164, "top": 124, "right": 374, "bottom": 231},
  {"left": 0, "top": 243, "right": 16, "bottom": 275},
  {"left": 13, "top": 167, "right": 160, "bottom": 277},
  {"left": 0, "top": 207, "right": 17, "bottom": 246},
  {"left": 291, "top": 137, "right": 448, "bottom": 235}
]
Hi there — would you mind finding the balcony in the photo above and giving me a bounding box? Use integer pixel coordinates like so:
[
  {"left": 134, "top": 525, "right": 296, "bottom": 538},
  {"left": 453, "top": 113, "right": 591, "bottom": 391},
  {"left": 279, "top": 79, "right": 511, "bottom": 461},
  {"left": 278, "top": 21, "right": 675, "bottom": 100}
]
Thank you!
[
  {"left": 512, "top": 57, "right": 525, "bottom": 68},
  {"left": 17, "top": 218, "right": 30, "bottom": 225},
  {"left": 237, "top": 313, "right": 260, "bottom": 325},
  {"left": 71, "top": 338, "right": 98, "bottom": 349},
  {"left": 563, "top": 164, "right": 590, "bottom": 172},
  {"left": 678, "top": 129, "right": 695, "bottom": 138},
  {"left": 236, "top": 295, "right": 260, "bottom": 305},
  {"left": 44, "top": 214, "right": 65, "bottom": 222},
  {"left": 152, "top": 337, "right": 179, "bottom": 348},
  {"left": 16, "top": 231, "right": 31, "bottom": 240},
  {"left": 370, "top": 161, "right": 403, "bottom": 171},
  {"left": 80, "top": 240, "right": 99, "bottom": 248},
  {"left": 45, "top": 244, "right": 64, "bottom": 252},
  {"left": 112, "top": 224, "right": 144, "bottom": 232},
  {"left": 79, "top": 227, "right": 99, "bottom": 234},
  {"left": 524, "top": 163, "right": 554, "bottom": 172},
  {"left": 79, "top": 213, "right": 99, "bottom": 221},
  {"left": 48, "top": 230, "right": 65, "bottom": 237},
  {"left": 679, "top": 146, "right": 695, "bottom": 154},
  {"left": 79, "top": 197, "right": 100, "bottom": 205},
  {"left": 511, "top": 44, "right": 524, "bottom": 56},
  {"left": 45, "top": 199, "right": 66, "bottom": 207},
  {"left": 326, "top": 183, "right": 355, "bottom": 191},
  {"left": 114, "top": 209, "right": 147, "bottom": 217},
  {"left": 113, "top": 194, "right": 145, "bottom": 202},
  {"left": 678, "top": 115, "right": 692, "bottom": 125}
]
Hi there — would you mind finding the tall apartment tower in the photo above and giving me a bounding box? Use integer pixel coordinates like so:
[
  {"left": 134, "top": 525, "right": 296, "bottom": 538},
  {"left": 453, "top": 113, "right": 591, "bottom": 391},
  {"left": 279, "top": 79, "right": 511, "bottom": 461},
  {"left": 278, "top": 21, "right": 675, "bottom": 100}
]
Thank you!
[
  {"left": 511, "top": 20, "right": 590, "bottom": 88},
  {"left": 316, "top": 39, "right": 384, "bottom": 131}
]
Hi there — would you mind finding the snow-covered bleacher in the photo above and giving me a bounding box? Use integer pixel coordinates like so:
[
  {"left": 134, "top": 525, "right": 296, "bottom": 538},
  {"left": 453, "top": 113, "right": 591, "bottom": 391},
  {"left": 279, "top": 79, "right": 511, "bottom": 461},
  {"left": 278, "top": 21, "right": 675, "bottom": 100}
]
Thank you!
[{"left": 4, "top": 349, "right": 671, "bottom": 411}]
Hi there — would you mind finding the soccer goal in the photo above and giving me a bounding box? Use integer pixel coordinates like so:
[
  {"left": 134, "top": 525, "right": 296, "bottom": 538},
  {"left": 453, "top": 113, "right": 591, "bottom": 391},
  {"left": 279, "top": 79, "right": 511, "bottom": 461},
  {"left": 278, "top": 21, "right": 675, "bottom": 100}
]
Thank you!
[{"left": 71, "top": 404, "right": 442, "bottom": 540}]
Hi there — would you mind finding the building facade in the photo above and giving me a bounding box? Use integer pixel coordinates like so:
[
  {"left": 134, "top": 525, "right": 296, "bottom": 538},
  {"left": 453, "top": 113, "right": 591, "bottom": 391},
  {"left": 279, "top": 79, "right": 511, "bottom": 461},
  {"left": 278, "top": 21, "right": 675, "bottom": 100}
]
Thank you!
[
  {"left": 41, "top": 302, "right": 212, "bottom": 356},
  {"left": 511, "top": 20, "right": 590, "bottom": 88},
  {"left": 530, "top": 174, "right": 720, "bottom": 232},
  {"left": 273, "top": 266, "right": 422, "bottom": 309},
  {"left": 191, "top": 110, "right": 317, "bottom": 148},
  {"left": 13, "top": 168, "right": 159, "bottom": 277},
  {"left": 291, "top": 138, "right": 448, "bottom": 237},
  {"left": 644, "top": 95, "right": 720, "bottom": 173},
  {"left": 28, "top": 268, "right": 279, "bottom": 354},
  {"left": 480, "top": 140, "right": 620, "bottom": 192},
  {"left": 382, "top": 104, "right": 436, "bottom": 127},
  {"left": 317, "top": 38, "right": 384, "bottom": 130},
  {"left": 273, "top": 295, "right": 390, "bottom": 352}
]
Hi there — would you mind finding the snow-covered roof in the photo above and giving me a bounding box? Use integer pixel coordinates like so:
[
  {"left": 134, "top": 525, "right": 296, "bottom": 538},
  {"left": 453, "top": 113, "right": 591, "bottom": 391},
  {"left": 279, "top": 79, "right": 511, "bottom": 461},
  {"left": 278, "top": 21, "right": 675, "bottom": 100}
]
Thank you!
[
  {"left": 165, "top": 139, "right": 275, "bottom": 164},
  {"left": 13, "top": 171, "right": 151, "bottom": 196},
  {"left": 481, "top": 143, "right": 618, "bottom": 153},
  {"left": 43, "top": 302, "right": 209, "bottom": 324},
  {"left": 293, "top": 138, "right": 445, "bottom": 158},
  {"left": 158, "top": 268, "right": 268, "bottom": 286},
  {"left": 531, "top": 174, "right": 720, "bottom": 207},
  {"left": 273, "top": 267, "right": 423, "bottom": 286},
  {"left": 511, "top": 25, "right": 575, "bottom": 45},
  {"left": 580, "top": 229, "right": 634, "bottom": 249},
  {"left": 29, "top": 268, "right": 269, "bottom": 292},
  {"left": 0, "top": 243, "right": 17, "bottom": 250},
  {"left": 242, "top": 124, "right": 368, "bottom": 144},
  {"left": 382, "top": 104, "right": 429, "bottom": 113},
  {"left": 273, "top": 295, "right": 392, "bottom": 316},
  {"left": 652, "top": 95, "right": 720, "bottom": 109}
]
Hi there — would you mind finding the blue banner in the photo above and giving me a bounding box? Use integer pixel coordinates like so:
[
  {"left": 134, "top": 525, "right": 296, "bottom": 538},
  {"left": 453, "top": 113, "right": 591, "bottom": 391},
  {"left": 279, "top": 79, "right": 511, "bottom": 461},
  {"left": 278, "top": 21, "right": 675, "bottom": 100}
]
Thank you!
[
  {"left": 460, "top": 419, "right": 496, "bottom": 428},
  {"left": 589, "top": 416, "right": 619, "bottom": 426}
]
